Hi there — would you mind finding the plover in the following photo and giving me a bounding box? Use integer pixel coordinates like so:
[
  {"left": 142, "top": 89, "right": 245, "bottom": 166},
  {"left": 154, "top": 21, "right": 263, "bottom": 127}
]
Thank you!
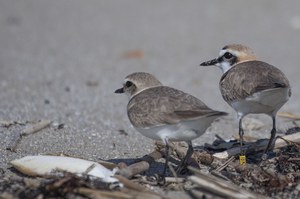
[
  {"left": 200, "top": 44, "right": 291, "bottom": 154},
  {"left": 115, "top": 72, "right": 227, "bottom": 177}
]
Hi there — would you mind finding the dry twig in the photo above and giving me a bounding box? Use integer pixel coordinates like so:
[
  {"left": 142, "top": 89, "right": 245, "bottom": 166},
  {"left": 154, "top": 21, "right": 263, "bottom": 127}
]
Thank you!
[
  {"left": 77, "top": 187, "right": 165, "bottom": 199},
  {"left": 188, "top": 167, "right": 268, "bottom": 199},
  {"left": 278, "top": 112, "right": 300, "bottom": 120},
  {"left": 213, "top": 132, "right": 300, "bottom": 159},
  {"left": 117, "top": 150, "right": 163, "bottom": 178},
  {"left": 215, "top": 156, "right": 235, "bottom": 172},
  {"left": 0, "top": 120, "right": 27, "bottom": 128},
  {"left": 6, "top": 120, "right": 52, "bottom": 151}
]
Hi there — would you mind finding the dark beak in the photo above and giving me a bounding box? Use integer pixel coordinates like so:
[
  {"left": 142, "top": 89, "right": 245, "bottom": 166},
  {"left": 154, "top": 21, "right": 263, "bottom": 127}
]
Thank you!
[
  {"left": 200, "top": 58, "right": 219, "bottom": 66},
  {"left": 114, "top": 87, "right": 124, "bottom": 94}
]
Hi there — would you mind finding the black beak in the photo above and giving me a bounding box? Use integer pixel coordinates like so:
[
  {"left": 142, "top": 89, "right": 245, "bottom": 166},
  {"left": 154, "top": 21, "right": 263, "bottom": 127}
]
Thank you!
[
  {"left": 114, "top": 87, "right": 124, "bottom": 94},
  {"left": 200, "top": 58, "right": 219, "bottom": 66}
]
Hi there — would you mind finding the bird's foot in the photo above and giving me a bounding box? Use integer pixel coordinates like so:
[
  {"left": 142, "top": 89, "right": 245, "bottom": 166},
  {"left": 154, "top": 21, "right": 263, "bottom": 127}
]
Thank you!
[
  {"left": 175, "top": 164, "right": 190, "bottom": 175},
  {"left": 153, "top": 173, "right": 166, "bottom": 185},
  {"left": 261, "top": 153, "right": 268, "bottom": 161}
]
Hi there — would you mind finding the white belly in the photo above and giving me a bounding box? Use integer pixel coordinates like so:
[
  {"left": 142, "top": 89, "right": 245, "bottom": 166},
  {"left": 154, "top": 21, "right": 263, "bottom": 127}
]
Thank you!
[
  {"left": 230, "top": 87, "right": 290, "bottom": 116},
  {"left": 135, "top": 116, "right": 220, "bottom": 142}
]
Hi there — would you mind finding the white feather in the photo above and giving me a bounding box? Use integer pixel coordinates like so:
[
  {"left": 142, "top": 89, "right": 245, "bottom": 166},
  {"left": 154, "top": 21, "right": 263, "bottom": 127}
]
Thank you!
[
  {"left": 135, "top": 116, "right": 220, "bottom": 143},
  {"left": 231, "top": 87, "right": 290, "bottom": 117}
]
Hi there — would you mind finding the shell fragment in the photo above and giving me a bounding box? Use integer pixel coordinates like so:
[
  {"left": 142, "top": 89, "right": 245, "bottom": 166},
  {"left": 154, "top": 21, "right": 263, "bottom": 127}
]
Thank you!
[{"left": 11, "top": 155, "right": 121, "bottom": 185}]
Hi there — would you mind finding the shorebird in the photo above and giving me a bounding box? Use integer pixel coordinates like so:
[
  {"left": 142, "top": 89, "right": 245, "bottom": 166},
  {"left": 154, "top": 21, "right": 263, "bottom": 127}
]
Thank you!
[
  {"left": 200, "top": 44, "right": 291, "bottom": 154},
  {"left": 115, "top": 72, "right": 227, "bottom": 177}
]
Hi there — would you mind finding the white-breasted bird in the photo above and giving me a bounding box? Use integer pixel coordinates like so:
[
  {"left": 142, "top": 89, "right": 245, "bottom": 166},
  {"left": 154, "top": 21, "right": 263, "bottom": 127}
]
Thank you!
[
  {"left": 200, "top": 44, "right": 291, "bottom": 154},
  {"left": 115, "top": 72, "right": 227, "bottom": 177}
]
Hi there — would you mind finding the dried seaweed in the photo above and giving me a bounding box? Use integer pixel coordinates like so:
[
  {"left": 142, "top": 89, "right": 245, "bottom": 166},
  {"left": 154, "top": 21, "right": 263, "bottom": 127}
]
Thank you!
[{"left": 2, "top": 128, "right": 300, "bottom": 199}]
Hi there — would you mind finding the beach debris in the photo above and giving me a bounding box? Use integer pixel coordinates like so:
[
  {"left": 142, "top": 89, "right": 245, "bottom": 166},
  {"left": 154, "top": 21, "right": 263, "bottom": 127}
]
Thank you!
[
  {"left": 278, "top": 112, "right": 300, "bottom": 120},
  {"left": 6, "top": 120, "right": 52, "bottom": 152},
  {"left": 213, "top": 131, "right": 300, "bottom": 159},
  {"left": 122, "top": 49, "right": 144, "bottom": 59},
  {"left": 0, "top": 120, "right": 25, "bottom": 128},
  {"left": 117, "top": 150, "right": 163, "bottom": 179},
  {"left": 188, "top": 167, "right": 269, "bottom": 199},
  {"left": 86, "top": 80, "right": 99, "bottom": 87},
  {"left": 11, "top": 155, "right": 121, "bottom": 185}
]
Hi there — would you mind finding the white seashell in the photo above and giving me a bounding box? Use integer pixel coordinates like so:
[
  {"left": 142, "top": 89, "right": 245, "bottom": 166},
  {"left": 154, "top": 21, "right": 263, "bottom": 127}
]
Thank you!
[{"left": 11, "top": 155, "right": 120, "bottom": 184}]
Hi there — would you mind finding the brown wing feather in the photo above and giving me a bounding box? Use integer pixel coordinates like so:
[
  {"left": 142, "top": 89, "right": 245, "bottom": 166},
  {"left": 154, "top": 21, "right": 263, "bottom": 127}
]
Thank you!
[
  {"left": 220, "top": 61, "right": 290, "bottom": 102},
  {"left": 127, "top": 86, "right": 226, "bottom": 128}
]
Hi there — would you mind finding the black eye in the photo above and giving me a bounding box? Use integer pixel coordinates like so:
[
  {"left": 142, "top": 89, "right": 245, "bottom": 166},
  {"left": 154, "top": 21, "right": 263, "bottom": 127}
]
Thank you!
[
  {"left": 223, "top": 52, "right": 233, "bottom": 59},
  {"left": 125, "top": 81, "right": 133, "bottom": 87}
]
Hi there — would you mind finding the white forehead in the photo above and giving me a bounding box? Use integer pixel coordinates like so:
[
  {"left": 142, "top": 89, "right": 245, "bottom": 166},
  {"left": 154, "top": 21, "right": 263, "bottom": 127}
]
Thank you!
[
  {"left": 219, "top": 49, "right": 244, "bottom": 57},
  {"left": 219, "top": 49, "right": 227, "bottom": 56}
]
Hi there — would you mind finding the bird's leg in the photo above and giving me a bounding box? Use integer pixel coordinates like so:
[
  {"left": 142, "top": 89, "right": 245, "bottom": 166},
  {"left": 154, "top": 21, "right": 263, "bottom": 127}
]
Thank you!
[
  {"left": 156, "top": 138, "right": 169, "bottom": 184},
  {"left": 155, "top": 138, "right": 169, "bottom": 185},
  {"left": 238, "top": 116, "right": 245, "bottom": 148},
  {"left": 263, "top": 115, "right": 276, "bottom": 158},
  {"left": 176, "top": 141, "right": 194, "bottom": 174},
  {"left": 238, "top": 115, "right": 248, "bottom": 165},
  {"left": 161, "top": 138, "right": 170, "bottom": 179}
]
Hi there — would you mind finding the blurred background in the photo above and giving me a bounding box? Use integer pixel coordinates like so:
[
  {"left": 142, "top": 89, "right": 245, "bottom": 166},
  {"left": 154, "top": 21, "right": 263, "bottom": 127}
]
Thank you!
[{"left": 1, "top": 0, "right": 300, "bottom": 168}]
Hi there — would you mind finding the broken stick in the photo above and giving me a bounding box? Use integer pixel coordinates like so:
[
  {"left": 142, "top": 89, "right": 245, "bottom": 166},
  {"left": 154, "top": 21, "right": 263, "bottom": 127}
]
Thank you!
[
  {"left": 188, "top": 167, "right": 268, "bottom": 199},
  {"left": 117, "top": 150, "right": 163, "bottom": 178},
  {"left": 213, "top": 132, "right": 300, "bottom": 159},
  {"left": 6, "top": 120, "right": 52, "bottom": 152},
  {"left": 278, "top": 112, "right": 300, "bottom": 120}
]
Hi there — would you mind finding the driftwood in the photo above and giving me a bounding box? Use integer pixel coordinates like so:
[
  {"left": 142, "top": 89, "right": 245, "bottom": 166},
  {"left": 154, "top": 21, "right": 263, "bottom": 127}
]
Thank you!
[
  {"left": 78, "top": 175, "right": 167, "bottom": 199},
  {"left": 6, "top": 120, "right": 52, "bottom": 151},
  {"left": 155, "top": 141, "right": 211, "bottom": 166},
  {"left": 114, "top": 175, "right": 147, "bottom": 192},
  {"left": 117, "top": 150, "right": 163, "bottom": 178},
  {"left": 278, "top": 112, "right": 300, "bottom": 120},
  {"left": 77, "top": 187, "right": 165, "bottom": 199},
  {"left": 116, "top": 141, "right": 197, "bottom": 179},
  {"left": 97, "top": 160, "right": 118, "bottom": 170},
  {"left": 116, "top": 131, "right": 300, "bottom": 181},
  {"left": 213, "top": 132, "right": 300, "bottom": 159},
  {"left": 0, "top": 120, "right": 25, "bottom": 127},
  {"left": 215, "top": 156, "right": 235, "bottom": 172},
  {"left": 188, "top": 167, "right": 269, "bottom": 199}
]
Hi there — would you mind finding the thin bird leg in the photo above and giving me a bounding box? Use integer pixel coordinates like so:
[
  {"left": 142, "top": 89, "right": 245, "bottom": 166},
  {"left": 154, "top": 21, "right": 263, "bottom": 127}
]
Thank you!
[
  {"left": 162, "top": 138, "right": 170, "bottom": 179},
  {"left": 176, "top": 141, "right": 194, "bottom": 174},
  {"left": 238, "top": 116, "right": 244, "bottom": 148},
  {"left": 264, "top": 115, "right": 276, "bottom": 154}
]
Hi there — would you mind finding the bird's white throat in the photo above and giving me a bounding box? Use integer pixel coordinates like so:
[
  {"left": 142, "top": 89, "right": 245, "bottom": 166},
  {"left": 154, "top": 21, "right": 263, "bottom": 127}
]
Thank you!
[{"left": 216, "top": 62, "right": 232, "bottom": 74}]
